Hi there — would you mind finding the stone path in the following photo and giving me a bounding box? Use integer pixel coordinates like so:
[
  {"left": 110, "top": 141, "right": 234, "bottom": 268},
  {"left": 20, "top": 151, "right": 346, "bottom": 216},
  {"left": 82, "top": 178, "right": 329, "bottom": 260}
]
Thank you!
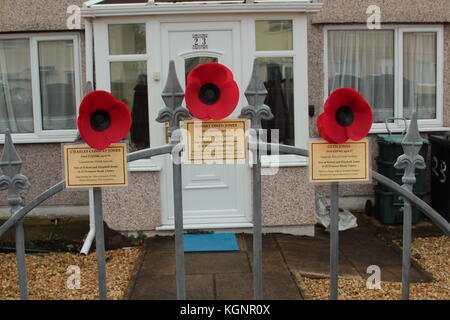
[{"left": 128, "top": 216, "right": 435, "bottom": 300}]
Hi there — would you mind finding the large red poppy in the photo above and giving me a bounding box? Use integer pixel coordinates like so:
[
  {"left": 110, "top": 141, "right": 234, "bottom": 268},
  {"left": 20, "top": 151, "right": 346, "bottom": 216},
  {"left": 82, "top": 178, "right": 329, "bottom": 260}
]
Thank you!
[
  {"left": 317, "top": 88, "right": 373, "bottom": 144},
  {"left": 77, "top": 90, "right": 132, "bottom": 150},
  {"left": 185, "top": 62, "right": 239, "bottom": 120}
]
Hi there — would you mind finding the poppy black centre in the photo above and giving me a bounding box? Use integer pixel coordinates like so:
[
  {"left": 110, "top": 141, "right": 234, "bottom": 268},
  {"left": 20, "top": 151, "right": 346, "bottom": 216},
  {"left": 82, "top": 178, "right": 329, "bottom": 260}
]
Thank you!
[
  {"left": 90, "top": 110, "right": 111, "bottom": 132},
  {"left": 199, "top": 83, "right": 220, "bottom": 105},
  {"left": 335, "top": 106, "right": 354, "bottom": 127}
]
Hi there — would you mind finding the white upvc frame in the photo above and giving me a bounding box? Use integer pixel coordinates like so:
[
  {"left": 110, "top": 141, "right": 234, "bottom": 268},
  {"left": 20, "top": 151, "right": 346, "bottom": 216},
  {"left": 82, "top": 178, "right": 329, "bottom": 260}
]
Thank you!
[
  {"left": 323, "top": 25, "right": 445, "bottom": 134},
  {"left": 93, "top": 18, "right": 161, "bottom": 171},
  {"left": 82, "top": 1, "right": 323, "bottom": 17},
  {"left": 397, "top": 26, "right": 444, "bottom": 129},
  {"left": 250, "top": 15, "right": 309, "bottom": 167},
  {"left": 0, "top": 33, "right": 82, "bottom": 144}
]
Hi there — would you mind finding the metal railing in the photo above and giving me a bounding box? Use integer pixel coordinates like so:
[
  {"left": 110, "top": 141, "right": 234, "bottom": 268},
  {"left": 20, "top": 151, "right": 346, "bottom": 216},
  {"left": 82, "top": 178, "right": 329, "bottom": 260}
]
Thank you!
[
  {"left": 0, "top": 133, "right": 174, "bottom": 300},
  {"left": 0, "top": 60, "right": 449, "bottom": 301}
]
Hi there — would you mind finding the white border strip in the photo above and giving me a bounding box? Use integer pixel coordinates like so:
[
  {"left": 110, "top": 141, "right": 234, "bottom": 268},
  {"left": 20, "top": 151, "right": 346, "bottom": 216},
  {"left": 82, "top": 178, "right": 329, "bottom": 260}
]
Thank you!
[{"left": 81, "top": 2, "right": 323, "bottom": 17}]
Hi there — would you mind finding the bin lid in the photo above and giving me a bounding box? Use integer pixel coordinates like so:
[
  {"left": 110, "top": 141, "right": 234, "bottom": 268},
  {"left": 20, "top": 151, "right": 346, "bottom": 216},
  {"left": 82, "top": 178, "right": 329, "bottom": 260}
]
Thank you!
[
  {"left": 377, "top": 134, "right": 429, "bottom": 145},
  {"left": 429, "top": 133, "right": 450, "bottom": 146}
]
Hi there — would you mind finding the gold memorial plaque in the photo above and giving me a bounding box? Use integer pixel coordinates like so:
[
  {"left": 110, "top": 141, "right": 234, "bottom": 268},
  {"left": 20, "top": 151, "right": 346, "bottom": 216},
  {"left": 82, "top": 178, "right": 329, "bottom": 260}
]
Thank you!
[
  {"left": 184, "top": 119, "right": 248, "bottom": 163},
  {"left": 309, "top": 139, "right": 370, "bottom": 183},
  {"left": 64, "top": 143, "right": 128, "bottom": 188}
]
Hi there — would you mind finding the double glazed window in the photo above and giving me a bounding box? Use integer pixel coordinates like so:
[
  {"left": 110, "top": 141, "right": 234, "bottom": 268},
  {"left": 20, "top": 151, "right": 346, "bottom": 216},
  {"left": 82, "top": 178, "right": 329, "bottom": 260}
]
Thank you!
[
  {"left": 256, "top": 20, "right": 295, "bottom": 146},
  {"left": 327, "top": 28, "right": 442, "bottom": 126},
  {"left": 108, "top": 24, "right": 149, "bottom": 152},
  {"left": 0, "top": 35, "right": 80, "bottom": 138}
]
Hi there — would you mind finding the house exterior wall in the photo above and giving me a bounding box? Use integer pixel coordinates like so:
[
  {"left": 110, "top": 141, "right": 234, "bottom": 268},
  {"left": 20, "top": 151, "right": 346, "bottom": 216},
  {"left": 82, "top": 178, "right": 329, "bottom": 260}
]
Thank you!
[
  {"left": 0, "top": 0, "right": 86, "bottom": 32},
  {"left": 0, "top": 144, "right": 87, "bottom": 206},
  {"left": 0, "top": 0, "right": 89, "bottom": 208},
  {"left": 311, "top": 0, "right": 450, "bottom": 24},
  {"left": 0, "top": 0, "right": 448, "bottom": 231},
  {"left": 102, "top": 171, "right": 161, "bottom": 230}
]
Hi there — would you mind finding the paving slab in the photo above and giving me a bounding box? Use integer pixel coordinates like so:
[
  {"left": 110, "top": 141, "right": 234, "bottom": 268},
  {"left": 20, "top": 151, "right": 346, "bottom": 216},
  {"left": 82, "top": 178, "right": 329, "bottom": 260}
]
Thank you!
[
  {"left": 215, "top": 273, "right": 253, "bottom": 300},
  {"left": 340, "top": 242, "right": 403, "bottom": 269},
  {"left": 131, "top": 274, "right": 215, "bottom": 300},
  {"left": 339, "top": 228, "right": 379, "bottom": 246},
  {"left": 242, "top": 234, "right": 290, "bottom": 273},
  {"left": 186, "top": 252, "right": 250, "bottom": 274},
  {"left": 139, "top": 251, "right": 175, "bottom": 276},
  {"left": 275, "top": 234, "right": 361, "bottom": 277},
  {"left": 145, "top": 235, "right": 175, "bottom": 253},
  {"left": 215, "top": 272, "right": 302, "bottom": 300}
]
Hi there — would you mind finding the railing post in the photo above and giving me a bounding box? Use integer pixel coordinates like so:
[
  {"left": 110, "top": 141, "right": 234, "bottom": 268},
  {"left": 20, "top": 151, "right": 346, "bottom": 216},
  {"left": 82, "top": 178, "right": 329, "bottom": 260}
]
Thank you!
[
  {"left": 0, "top": 130, "right": 31, "bottom": 300},
  {"left": 330, "top": 182, "right": 339, "bottom": 300},
  {"left": 14, "top": 217, "right": 28, "bottom": 299},
  {"left": 252, "top": 129, "right": 263, "bottom": 300},
  {"left": 93, "top": 187, "right": 108, "bottom": 300},
  {"left": 239, "top": 59, "right": 274, "bottom": 300},
  {"left": 156, "top": 60, "right": 192, "bottom": 300},
  {"left": 394, "top": 111, "right": 425, "bottom": 300},
  {"left": 172, "top": 155, "right": 185, "bottom": 299}
]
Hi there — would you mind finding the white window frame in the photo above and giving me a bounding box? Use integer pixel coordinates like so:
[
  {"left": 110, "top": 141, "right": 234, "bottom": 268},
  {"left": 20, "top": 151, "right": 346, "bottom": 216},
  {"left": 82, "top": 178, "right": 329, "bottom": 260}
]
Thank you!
[
  {"left": 324, "top": 25, "right": 445, "bottom": 134},
  {"left": 0, "top": 33, "right": 82, "bottom": 143},
  {"left": 251, "top": 16, "right": 309, "bottom": 167},
  {"left": 94, "top": 18, "right": 160, "bottom": 171}
]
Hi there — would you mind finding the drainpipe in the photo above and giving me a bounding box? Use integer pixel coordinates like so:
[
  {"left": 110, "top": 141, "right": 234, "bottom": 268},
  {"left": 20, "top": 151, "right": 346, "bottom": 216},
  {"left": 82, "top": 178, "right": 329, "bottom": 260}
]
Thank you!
[
  {"left": 80, "top": 18, "right": 96, "bottom": 255},
  {"left": 84, "top": 18, "right": 94, "bottom": 88},
  {"left": 81, "top": 188, "right": 96, "bottom": 255}
]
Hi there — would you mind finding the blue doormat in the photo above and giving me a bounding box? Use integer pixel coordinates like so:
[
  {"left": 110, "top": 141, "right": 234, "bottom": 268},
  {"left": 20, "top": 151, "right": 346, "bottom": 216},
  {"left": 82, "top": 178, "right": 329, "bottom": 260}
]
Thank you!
[{"left": 184, "top": 233, "right": 239, "bottom": 252}]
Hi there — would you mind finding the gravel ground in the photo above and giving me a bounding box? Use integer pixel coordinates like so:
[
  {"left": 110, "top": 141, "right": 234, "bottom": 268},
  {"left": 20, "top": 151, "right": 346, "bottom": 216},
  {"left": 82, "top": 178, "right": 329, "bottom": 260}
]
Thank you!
[
  {"left": 0, "top": 246, "right": 143, "bottom": 300},
  {"left": 296, "top": 236, "right": 449, "bottom": 300}
]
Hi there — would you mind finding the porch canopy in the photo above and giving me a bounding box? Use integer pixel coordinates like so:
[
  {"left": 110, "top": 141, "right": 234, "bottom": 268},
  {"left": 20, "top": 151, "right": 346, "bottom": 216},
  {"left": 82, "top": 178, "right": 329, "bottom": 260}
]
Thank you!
[{"left": 81, "top": 0, "right": 323, "bottom": 16}]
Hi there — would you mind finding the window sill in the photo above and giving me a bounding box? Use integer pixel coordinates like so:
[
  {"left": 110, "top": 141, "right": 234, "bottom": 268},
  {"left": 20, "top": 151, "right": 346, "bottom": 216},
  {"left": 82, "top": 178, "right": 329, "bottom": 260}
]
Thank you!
[
  {"left": 261, "top": 154, "right": 308, "bottom": 168},
  {"left": 128, "top": 159, "right": 161, "bottom": 172},
  {"left": 369, "top": 126, "right": 450, "bottom": 134},
  {"left": 0, "top": 131, "right": 78, "bottom": 144}
]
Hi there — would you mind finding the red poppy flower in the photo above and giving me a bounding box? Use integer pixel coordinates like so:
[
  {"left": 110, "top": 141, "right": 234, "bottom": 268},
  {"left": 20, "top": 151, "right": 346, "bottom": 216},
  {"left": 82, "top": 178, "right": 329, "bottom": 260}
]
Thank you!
[
  {"left": 77, "top": 90, "right": 132, "bottom": 150},
  {"left": 185, "top": 62, "right": 239, "bottom": 120},
  {"left": 317, "top": 88, "right": 373, "bottom": 144}
]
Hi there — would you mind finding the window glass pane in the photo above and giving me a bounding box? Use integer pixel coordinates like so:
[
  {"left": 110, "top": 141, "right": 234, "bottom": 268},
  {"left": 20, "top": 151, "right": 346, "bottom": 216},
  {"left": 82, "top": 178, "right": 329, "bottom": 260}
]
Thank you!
[
  {"left": 0, "top": 39, "right": 34, "bottom": 133},
  {"left": 328, "top": 30, "right": 395, "bottom": 123},
  {"left": 109, "top": 24, "right": 146, "bottom": 55},
  {"left": 110, "top": 61, "right": 148, "bottom": 151},
  {"left": 38, "top": 40, "right": 77, "bottom": 130},
  {"left": 403, "top": 32, "right": 436, "bottom": 120},
  {"left": 185, "top": 56, "right": 218, "bottom": 83},
  {"left": 255, "top": 20, "right": 293, "bottom": 51},
  {"left": 258, "top": 57, "right": 294, "bottom": 146}
]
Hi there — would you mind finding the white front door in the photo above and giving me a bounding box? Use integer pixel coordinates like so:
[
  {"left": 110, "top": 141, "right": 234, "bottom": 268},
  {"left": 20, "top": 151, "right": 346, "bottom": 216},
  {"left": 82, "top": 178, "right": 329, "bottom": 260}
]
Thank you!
[{"left": 160, "top": 21, "right": 252, "bottom": 228}]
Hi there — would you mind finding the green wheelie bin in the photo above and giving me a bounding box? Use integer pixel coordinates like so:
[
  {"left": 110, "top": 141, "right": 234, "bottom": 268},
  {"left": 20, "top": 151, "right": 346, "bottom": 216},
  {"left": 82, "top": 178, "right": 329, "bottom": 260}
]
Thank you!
[{"left": 374, "top": 119, "right": 429, "bottom": 225}]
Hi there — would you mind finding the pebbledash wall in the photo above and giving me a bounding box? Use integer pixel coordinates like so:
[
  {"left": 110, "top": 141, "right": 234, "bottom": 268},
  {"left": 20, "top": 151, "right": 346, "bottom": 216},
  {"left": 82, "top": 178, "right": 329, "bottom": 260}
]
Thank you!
[
  {"left": 0, "top": 0, "right": 89, "bottom": 215},
  {"left": 0, "top": 0, "right": 449, "bottom": 234}
]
